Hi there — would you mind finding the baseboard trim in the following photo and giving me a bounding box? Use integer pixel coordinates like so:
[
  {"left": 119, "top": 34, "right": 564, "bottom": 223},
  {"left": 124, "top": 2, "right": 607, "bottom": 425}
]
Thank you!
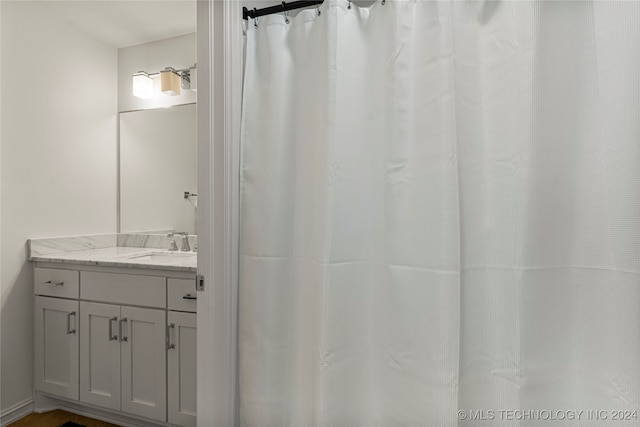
[
  {"left": 0, "top": 398, "right": 34, "bottom": 427},
  {"left": 34, "top": 392, "right": 176, "bottom": 427},
  {"left": 56, "top": 403, "right": 148, "bottom": 427}
]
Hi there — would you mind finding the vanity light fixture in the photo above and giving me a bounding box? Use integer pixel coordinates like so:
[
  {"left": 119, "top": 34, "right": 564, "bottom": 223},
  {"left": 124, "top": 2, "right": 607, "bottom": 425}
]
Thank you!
[
  {"left": 132, "top": 71, "right": 153, "bottom": 99},
  {"left": 131, "top": 64, "right": 197, "bottom": 99},
  {"left": 160, "top": 67, "right": 181, "bottom": 96}
]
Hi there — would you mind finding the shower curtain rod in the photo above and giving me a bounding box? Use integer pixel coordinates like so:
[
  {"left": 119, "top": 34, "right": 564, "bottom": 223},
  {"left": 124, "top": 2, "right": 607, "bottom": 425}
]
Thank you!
[{"left": 243, "top": 0, "right": 324, "bottom": 20}]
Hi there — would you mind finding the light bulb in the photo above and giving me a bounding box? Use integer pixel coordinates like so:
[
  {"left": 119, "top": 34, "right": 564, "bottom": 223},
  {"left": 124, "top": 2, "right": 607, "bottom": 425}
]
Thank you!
[{"left": 132, "top": 72, "right": 153, "bottom": 99}]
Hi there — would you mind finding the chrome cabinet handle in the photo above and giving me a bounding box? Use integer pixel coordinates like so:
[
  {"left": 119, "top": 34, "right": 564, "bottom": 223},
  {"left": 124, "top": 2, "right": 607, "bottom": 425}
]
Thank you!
[
  {"left": 108, "top": 316, "right": 118, "bottom": 341},
  {"left": 182, "top": 293, "right": 197, "bottom": 300},
  {"left": 166, "top": 323, "right": 176, "bottom": 350},
  {"left": 45, "top": 280, "right": 64, "bottom": 286},
  {"left": 119, "top": 318, "right": 128, "bottom": 342},
  {"left": 66, "top": 312, "right": 76, "bottom": 334}
]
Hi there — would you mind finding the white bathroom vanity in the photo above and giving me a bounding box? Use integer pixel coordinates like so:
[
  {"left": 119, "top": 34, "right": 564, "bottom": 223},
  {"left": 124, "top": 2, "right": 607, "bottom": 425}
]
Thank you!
[{"left": 29, "top": 234, "right": 197, "bottom": 427}]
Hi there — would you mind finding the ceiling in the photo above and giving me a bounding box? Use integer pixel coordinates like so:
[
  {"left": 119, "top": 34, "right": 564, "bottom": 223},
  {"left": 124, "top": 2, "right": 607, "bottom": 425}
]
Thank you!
[
  {"left": 32, "top": 0, "right": 375, "bottom": 49},
  {"left": 34, "top": 0, "right": 196, "bottom": 49}
]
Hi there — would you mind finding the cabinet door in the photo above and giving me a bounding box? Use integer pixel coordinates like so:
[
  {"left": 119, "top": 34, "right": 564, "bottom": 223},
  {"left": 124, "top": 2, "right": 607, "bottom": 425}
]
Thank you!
[
  {"left": 35, "top": 296, "right": 79, "bottom": 400},
  {"left": 121, "top": 306, "right": 167, "bottom": 421},
  {"left": 168, "top": 311, "right": 197, "bottom": 427},
  {"left": 80, "top": 302, "right": 121, "bottom": 410}
]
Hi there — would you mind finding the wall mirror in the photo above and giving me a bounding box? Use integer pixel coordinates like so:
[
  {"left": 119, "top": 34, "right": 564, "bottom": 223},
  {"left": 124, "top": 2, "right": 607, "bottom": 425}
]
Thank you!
[{"left": 119, "top": 103, "right": 197, "bottom": 234}]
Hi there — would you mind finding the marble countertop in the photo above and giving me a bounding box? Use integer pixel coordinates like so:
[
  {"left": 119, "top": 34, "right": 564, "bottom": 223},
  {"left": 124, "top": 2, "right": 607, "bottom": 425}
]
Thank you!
[{"left": 28, "top": 234, "right": 197, "bottom": 273}]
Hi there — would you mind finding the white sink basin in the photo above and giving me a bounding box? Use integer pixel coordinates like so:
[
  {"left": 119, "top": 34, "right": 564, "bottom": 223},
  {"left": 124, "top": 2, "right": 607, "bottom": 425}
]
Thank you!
[{"left": 128, "top": 251, "right": 196, "bottom": 262}]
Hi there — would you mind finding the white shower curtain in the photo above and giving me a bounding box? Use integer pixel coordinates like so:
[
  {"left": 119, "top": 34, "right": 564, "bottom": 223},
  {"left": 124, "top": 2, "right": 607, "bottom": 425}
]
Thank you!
[{"left": 239, "top": 1, "right": 640, "bottom": 426}]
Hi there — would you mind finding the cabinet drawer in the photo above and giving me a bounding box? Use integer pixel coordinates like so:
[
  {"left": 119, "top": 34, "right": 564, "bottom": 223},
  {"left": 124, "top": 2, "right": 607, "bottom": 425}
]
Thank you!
[
  {"left": 34, "top": 268, "right": 79, "bottom": 299},
  {"left": 81, "top": 272, "right": 166, "bottom": 308},
  {"left": 168, "top": 279, "right": 197, "bottom": 313}
]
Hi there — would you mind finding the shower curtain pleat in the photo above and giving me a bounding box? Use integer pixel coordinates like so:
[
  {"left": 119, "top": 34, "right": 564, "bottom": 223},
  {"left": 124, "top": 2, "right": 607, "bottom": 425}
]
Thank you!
[{"left": 239, "top": 1, "right": 640, "bottom": 426}]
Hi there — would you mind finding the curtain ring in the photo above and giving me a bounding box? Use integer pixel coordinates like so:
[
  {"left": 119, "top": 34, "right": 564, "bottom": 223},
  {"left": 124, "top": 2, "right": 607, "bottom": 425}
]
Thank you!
[
  {"left": 253, "top": 8, "right": 258, "bottom": 28},
  {"left": 347, "top": 0, "right": 351, "bottom": 9},
  {"left": 381, "top": 0, "right": 386, "bottom": 4},
  {"left": 317, "top": 5, "right": 321, "bottom": 15},
  {"left": 282, "top": 2, "right": 290, "bottom": 24}
]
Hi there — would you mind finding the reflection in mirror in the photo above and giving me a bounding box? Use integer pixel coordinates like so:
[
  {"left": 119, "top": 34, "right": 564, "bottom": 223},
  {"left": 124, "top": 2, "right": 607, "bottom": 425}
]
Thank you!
[{"left": 119, "top": 103, "right": 197, "bottom": 234}]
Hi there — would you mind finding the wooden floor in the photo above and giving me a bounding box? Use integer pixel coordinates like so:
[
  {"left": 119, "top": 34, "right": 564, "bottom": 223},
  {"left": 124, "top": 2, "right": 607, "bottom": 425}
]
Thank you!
[{"left": 9, "top": 409, "right": 121, "bottom": 427}]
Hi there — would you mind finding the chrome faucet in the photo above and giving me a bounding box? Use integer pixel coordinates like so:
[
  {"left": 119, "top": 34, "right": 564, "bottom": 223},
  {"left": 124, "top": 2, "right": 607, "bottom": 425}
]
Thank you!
[
  {"left": 167, "top": 232, "right": 191, "bottom": 251},
  {"left": 177, "top": 232, "right": 191, "bottom": 251},
  {"left": 166, "top": 232, "right": 179, "bottom": 251}
]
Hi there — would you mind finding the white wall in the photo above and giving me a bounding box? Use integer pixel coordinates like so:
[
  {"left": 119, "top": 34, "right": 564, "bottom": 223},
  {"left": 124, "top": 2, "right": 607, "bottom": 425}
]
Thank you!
[
  {"left": 118, "top": 33, "right": 196, "bottom": 112},
  {"left": 0, "top": 0, "right": 118, "bottom": 413}
]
